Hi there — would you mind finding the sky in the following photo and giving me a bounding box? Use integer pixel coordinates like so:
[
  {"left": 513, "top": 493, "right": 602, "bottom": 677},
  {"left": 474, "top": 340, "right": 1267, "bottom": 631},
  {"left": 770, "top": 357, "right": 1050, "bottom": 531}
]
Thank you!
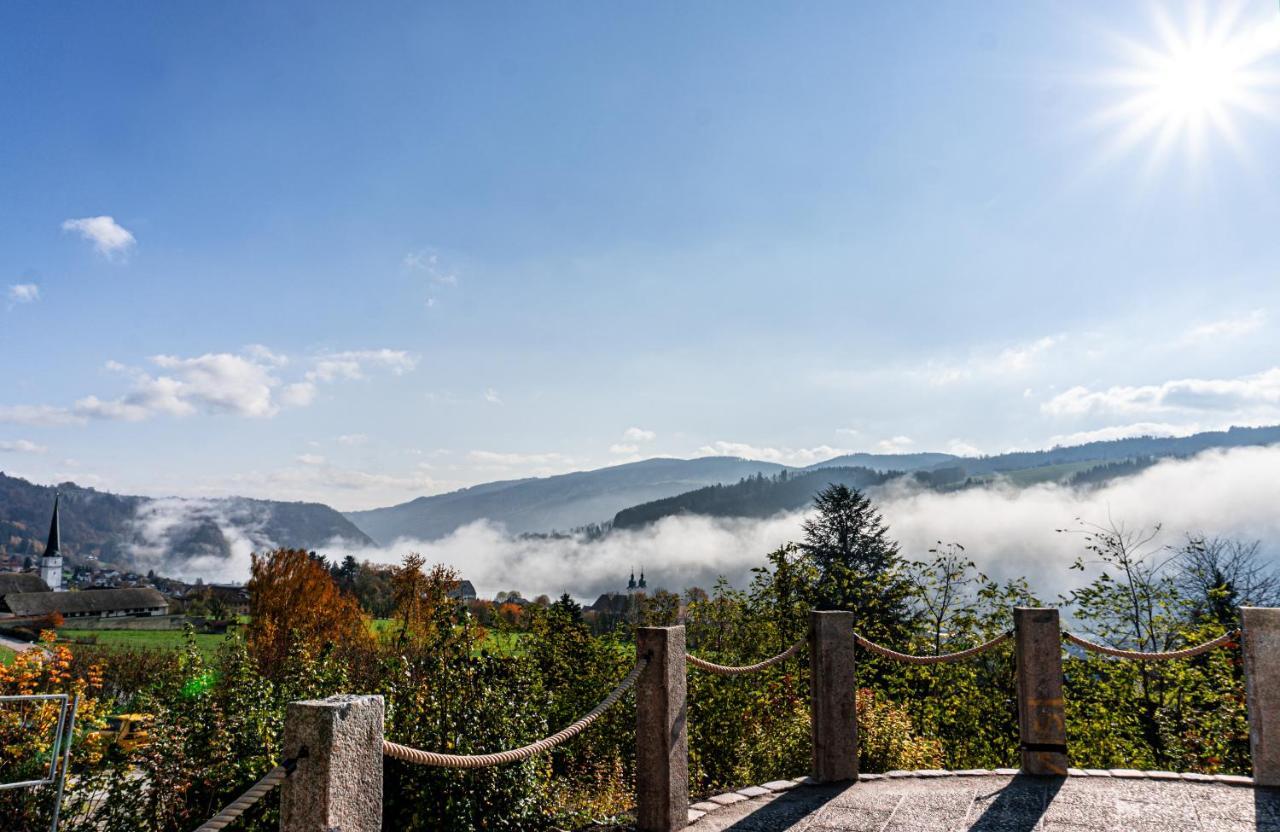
[{"left": 2, "top": 1, "right": 1280, "bottom": 512}]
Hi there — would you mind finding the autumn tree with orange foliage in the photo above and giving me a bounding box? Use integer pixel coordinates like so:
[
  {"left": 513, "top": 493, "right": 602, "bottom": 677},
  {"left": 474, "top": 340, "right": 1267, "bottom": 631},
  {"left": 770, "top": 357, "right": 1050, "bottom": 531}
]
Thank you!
[{"left": 246, "top": 548, "right": 371, "bottom": 675}]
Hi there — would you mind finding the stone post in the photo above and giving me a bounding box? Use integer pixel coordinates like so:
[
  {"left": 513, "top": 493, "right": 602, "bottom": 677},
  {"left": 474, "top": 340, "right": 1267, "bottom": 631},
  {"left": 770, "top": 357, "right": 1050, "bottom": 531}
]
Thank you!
[
  {"left": 1242, "top": 607, "right": 1280, "bottom": 786},
  {"left": 1014, "top": 607, "right": 1067, "bottom": 775},
  {"left": 636, "top": 626, "right": 688, "bottom": 832},
  {"left": 281, "top": 694, "right": 384, "bottom": 832},
  {"left": 810, "top": 610, "right": 857, "bottom": 783}
]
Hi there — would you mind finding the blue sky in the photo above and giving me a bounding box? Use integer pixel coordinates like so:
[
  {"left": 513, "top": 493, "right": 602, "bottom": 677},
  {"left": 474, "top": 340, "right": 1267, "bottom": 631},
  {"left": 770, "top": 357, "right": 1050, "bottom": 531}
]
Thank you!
[{"left": 2, "top": 1, "right": 1279, "bottom": 510}]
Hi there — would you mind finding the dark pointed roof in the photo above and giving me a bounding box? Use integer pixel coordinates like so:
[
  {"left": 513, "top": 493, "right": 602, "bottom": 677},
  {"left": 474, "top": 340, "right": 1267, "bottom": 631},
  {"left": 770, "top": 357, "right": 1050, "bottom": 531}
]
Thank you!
[{"left": 44, "top": 493, "right": 61, "bottom": 559}]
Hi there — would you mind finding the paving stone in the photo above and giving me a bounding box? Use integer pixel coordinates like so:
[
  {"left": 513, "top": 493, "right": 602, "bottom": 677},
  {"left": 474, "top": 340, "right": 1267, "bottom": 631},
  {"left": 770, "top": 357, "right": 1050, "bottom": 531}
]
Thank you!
[
  {"left": 955, "top": 769, "right": 993, "bottom": 777},
  {"left": 1083, "top": 769, "right": 1112, "bottom": 777},
  {"left": 688, "top": 809, "right": 706, "bottom": 823},
  {"left": 857, "top": 773, "right": 884, "bottom": 781},
  {"left": 690, "top": 801, "right": 720, "bottom": 812},
  {"left": 1109, "top": 768, "right": 1147, "bottom": 778},
  {"left": 761, "top": 780, "right": 798, "bottom": 791},
  {"left": 686, "top": 773, "right": 1277, "bottom": 832},
  {"left": 1214, "top": 774, "right": 1254, "bottom": 785},
  {"left": 737, "top": 786, "right": 772, "bottom": 798},
  {"left": 993, "top": 767, "right": 1020, "bottom": 775},
  {"left": 708, "top": 791, "right": 748, "bottom": 805}
]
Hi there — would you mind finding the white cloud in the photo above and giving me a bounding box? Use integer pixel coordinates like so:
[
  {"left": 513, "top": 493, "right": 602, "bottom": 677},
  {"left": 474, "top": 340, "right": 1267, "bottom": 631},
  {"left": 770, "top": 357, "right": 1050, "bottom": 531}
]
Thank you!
[
  {"left": 61, "top": 216, "right": 135, "bottom": 258},
  {"left": 0, "top": 345, "right": 416, "bottom": 425},
  {"left": 243, "top": 344, "right": 289, "bottom": 367},
  {"left": 623, "top": 427, "right": 657, "bottom": 442},
  {"left": 484, "top": 388, "right": 502, "bottom": 405},
  {"left": 297, "top": 453, "right": 326, "bottom": 465},
  {"left": 0, "top": 439, "right": 47, "bottom": 454},
  {"left": 7, "top": 283, "right": 39, "bottom": 304},
  {"left": 335, "top": 433, "right": 369, "bottom": 446},
  {"left": 697, "top": 440, "right": 847, "bottom": 466},
  {"left": 875, "top": 436, "right": 915, "bottom": 453},
  {"left": 0, "top": 404, "right": 84, "bottom": 427},
  {"left": 926, "top": 335, "right": 1062, "bottom": 385},
  {"left": 1046, "top": 422, "right": 1203, "bottom": 446},
  {"left": 610, "top": 443, "right": 640, "bottom": 455},
  {"left": 1182, "top": 309, "right": 1266, "bottom": 344},
  {"left": 404, "top": 249, "right": 459, "bottom": 299},
  {"left": 279, "top": 382, "right": 316, "bottom": 408},
  {"left": 945, "top": 439, "right": 982, "bottom": 457},
  {"left": 1042, "top": 368, "right": 1280, "bottom": 418},
  {"left": 468, "top": 450, "right": 572, "bottom": 467},
  {"left": 307, "top": 349, "right": 417, "bottom": 383}
]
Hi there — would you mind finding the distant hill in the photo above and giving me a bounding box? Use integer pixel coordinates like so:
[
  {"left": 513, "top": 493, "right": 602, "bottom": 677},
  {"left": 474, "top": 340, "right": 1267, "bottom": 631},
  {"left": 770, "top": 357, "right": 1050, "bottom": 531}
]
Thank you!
[
  {"left": 941, "top": 425, "right": 1280, "bottom": 477},
  {"left": 346, "top": 457, "right": 787, "bottom": 544},
  {"left": 608, "top": 425, "right": 1280, "bottom": 529},
  {"left": 0, "top": 472, "right": 373, "bottom": 573},
  {"left": 804, "top": 452, "right": 959, "bottom": 472}
]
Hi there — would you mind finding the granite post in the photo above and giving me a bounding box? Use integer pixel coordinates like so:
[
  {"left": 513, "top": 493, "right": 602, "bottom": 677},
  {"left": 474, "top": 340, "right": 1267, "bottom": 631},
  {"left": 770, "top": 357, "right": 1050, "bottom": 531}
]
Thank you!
[
  {"left": 1014, "top": 607, "right": 1068, "bottom": 775},
  {"left": 1242, "top": 607, "right": 1280, "bottom": 786},
  {"left": 280, "top": 694, "right": 383, "bottom": 832},
  {"left": 636, "top": 626, "right": 688, "bottom": 832},
  {"left": 810, "top": 610, "right": 857, "bottom": 783}
]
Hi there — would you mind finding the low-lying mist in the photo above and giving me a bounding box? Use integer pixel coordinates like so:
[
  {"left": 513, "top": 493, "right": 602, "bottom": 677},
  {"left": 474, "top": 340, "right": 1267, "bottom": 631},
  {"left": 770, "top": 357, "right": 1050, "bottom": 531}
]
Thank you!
[{"left": 332, "top": 445, "right": 1280, "bottom": 601}]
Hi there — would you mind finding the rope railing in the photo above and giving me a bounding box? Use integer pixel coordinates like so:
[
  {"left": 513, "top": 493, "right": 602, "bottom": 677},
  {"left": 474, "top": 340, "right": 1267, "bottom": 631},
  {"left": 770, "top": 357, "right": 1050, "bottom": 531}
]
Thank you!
[
  {"left": 382, "top": 657, "right": 646, "bottom": 768},
  {"left": 686, "top": 638, "right": 806, "bottom": 676},
  {"left": 1062, "top": 628, "right": 1239, "bottom": 661},
  {"left": 192, "top": 759, "right": 296, "bottom": 832},
  {"left": 853, "top": 630, "right": 1013, "bottom": 665}
]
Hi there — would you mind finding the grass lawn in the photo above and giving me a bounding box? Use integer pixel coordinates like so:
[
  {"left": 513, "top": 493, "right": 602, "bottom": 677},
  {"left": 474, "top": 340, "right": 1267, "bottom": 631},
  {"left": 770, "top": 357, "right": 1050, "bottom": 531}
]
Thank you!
[
  {"left": 0, "top": 644, "right": 14, "bottom": 665},
  {"left": 57, "top": 628, "right": 229, "bottom": 661}
]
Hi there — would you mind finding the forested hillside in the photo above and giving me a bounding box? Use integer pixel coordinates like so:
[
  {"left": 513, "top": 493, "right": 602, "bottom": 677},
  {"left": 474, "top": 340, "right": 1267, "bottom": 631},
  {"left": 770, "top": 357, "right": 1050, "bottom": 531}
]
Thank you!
[
  {"left": 612, "top": 466, "right": 895, "bottom": 529},
  {"left": 0, "top": 472, "right": 373, "bottom": 571}
]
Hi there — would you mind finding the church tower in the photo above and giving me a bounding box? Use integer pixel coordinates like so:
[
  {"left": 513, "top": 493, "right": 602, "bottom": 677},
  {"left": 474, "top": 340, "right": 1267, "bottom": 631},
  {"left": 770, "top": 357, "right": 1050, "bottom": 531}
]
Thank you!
[{"left": 40, "top": 494, "right": 63, "bottom": 592}]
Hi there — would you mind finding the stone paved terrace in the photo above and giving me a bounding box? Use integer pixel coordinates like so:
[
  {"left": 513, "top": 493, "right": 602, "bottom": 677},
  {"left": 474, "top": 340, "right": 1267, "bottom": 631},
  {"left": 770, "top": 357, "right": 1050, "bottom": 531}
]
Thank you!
[{"left": 684, "top": 772, "right": 1280, "bottom": 832}]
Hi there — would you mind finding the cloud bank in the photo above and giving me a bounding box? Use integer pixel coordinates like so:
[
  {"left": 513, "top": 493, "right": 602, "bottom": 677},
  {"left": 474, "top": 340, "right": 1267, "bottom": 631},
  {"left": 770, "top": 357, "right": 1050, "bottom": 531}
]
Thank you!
[{"left": 303, "top": 444, "right": 1280, "bottom": 602}]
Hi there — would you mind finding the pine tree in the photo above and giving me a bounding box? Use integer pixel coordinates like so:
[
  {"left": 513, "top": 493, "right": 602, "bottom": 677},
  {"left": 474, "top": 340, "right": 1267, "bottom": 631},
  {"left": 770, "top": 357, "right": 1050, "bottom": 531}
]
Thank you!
[{"left": 798, "top": 484, "right": 912, "bottom": 638}]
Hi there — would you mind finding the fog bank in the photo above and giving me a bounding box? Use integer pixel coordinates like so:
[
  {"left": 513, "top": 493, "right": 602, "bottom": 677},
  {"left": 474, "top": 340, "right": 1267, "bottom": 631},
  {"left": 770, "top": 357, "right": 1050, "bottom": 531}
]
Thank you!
[{"left": 332, "top": 445, "right": 1280, "bottom": 601}]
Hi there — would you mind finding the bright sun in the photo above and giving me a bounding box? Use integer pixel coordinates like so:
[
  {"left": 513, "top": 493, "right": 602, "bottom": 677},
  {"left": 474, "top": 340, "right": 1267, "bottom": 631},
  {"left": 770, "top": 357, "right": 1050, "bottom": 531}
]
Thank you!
[{"left": 1096, "top": 4, "right": 1280, "bottom": 169}]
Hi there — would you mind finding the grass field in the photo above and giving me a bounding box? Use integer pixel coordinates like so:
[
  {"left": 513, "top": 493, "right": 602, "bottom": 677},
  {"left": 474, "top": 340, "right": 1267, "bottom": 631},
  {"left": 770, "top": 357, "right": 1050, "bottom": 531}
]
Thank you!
[
  {"left": 0, "top": 644, "right": 14, "bottom": 665},
  {"left": 57, "top": 628, "right": 229, "bottom": 661}
]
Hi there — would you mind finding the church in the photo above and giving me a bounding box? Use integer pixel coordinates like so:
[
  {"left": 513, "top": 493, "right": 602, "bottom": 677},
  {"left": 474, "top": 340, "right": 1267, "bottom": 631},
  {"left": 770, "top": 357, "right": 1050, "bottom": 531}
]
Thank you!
[{"left": 0, "top": 494, "right": 169, "bottom": 621}]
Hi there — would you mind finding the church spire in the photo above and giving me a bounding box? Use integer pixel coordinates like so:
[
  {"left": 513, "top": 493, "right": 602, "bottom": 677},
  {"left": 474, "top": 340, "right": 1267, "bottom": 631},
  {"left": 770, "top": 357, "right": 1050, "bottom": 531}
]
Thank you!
[
  {"left": 40, "top": 492, "right": 64, "bottom": 592},
  {"left": 45, "top": 492, "right": 61, "bottom": 557}
]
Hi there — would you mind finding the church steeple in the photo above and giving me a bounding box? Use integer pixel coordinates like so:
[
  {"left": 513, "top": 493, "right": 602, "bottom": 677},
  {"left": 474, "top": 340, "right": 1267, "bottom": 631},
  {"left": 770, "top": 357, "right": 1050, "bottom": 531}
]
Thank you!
[
  {"left": 40, "top": 493, "right": 63, "bottom": 592},
  {"left": 45, "top": 493, "right": 61, "bottom": 556}
]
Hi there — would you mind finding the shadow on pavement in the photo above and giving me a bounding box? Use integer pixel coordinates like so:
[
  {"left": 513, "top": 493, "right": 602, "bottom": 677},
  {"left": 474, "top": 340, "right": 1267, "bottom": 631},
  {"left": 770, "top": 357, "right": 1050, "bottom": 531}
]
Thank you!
[{"left": 967, "top": 775, "right": 1063, "bottom": 832}]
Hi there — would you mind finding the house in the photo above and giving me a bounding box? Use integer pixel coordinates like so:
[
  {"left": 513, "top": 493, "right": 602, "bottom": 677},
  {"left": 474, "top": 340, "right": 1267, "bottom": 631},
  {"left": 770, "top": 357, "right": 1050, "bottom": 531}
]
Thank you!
[
  {"left": 0, "top": 573, "right": 51, "bottom": 596},
  {"left": 1, "top": 587, "right": 170, "bottom": 620},
  {"left": 448, "top": 580, "right": 477, "bottom": 601}
]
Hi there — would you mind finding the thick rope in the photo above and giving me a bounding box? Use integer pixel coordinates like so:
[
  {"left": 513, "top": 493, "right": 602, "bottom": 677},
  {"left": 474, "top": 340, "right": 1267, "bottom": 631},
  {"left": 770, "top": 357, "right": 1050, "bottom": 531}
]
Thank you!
[
  {"left": 686, "top": 639, "right": 806, "bottom": 676},
  {"left": 192, "top": 765, "right": 288, "bottom": 832},
  {"left": 383, "top": 658, "right": 646, "bottom": 768},
  {"left": 1063, "top": 629, "right": 1239, "bottom": 661},
  {"left": 854, "top": 630, "right": 1013, "bottom": 665}
]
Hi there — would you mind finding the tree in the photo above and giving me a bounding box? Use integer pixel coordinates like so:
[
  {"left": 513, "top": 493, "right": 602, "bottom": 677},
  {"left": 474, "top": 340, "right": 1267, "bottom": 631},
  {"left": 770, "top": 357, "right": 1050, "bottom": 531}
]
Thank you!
[
  {"left": 1177, "top": 535, "right": 1280, "bottom": 626},
  {"left": 246, "top": 548, "right": 371, "bottom": 676},
  {"left": 797, "top": 484, "right": 912, "bottom": 637}
]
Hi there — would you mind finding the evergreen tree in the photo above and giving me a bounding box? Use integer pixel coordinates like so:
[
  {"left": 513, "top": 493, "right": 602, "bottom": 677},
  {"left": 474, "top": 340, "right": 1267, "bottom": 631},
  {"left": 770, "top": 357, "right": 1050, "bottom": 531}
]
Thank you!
[{"left": 798, "top": 484, "right": 912, "bottom": 638}]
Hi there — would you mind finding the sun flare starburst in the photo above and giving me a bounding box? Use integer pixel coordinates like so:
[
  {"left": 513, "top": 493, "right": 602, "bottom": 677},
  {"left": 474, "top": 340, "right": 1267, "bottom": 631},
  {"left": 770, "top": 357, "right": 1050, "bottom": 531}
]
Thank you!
[{"left": 1094, "top": 4, "right": 1280, "bottom": 171}]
